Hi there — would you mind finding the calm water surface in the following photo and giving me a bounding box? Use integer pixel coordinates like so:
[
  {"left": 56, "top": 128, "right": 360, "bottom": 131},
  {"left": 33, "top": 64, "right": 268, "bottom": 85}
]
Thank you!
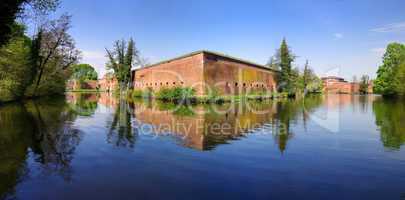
[{"left": 0, "top": 93, "right": 404, "bottom": 200}]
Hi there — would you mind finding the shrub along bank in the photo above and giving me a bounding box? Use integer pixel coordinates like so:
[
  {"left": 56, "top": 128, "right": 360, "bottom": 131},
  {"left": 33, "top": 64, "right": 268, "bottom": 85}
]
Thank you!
[{"left": 127, "top": 87, "right": 289, "bottom": 104}]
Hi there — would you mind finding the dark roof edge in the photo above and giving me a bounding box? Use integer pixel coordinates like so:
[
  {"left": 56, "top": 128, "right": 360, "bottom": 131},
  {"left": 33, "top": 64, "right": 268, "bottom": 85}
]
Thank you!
[{"left": 133, "top": 50, "right": 279, "bottom": 73}]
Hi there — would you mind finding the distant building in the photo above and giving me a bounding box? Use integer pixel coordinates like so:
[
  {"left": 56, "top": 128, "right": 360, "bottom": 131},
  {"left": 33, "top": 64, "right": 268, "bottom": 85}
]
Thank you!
[
  {"left": 132, "top": 50, "right": 278, "bottom": 95},
  {"left": 98, "top": 73, "right": 118, "bottom": 92},
  {"left": 322, "top": 76, "right": 373, "bottom": 94}
]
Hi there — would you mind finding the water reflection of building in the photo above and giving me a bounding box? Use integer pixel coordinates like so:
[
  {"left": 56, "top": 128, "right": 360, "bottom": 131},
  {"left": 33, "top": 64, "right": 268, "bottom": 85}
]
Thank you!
[
  {"left": 98, "top": 92, "right": 118, "bottom": 108},
  {"left": 131, "top": 102, "right": 278, "bottom": 150}
]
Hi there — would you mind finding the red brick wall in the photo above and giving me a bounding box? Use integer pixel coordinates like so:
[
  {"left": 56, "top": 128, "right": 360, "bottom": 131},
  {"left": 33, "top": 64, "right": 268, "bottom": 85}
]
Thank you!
[
  {"left": 323, "top": 79, "right": 352, "bottom": 94},
  {"left": 98, "top": 76, "right": 118, "bottom": 92},
  {"left": 133, "top": 53, "right": 205, "bottom": 95},
  {"left": 203, "top": 53, "right": 277, "bottom": 95},
  {"left": 132, "top": 52, "right": 278, "bottom": 96}
]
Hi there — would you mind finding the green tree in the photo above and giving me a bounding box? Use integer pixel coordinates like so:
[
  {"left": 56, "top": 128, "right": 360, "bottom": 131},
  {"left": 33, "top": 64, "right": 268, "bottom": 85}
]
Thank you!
[
  {"left": 374, "top": 42, "right": 405, "bottom": 97},
  {"left": 274, "top": 38, "right": 295, "bottom": 94},
  {"left": 0, "top": 23, "right": 32, "bottom": 102},
  {"left": 28, "top": 14, "right": 81, "bottom": 97},
  {"left": 393, "top": 62, "right": 405, "bottom": 96},
  {"left": 359, "top": 75, "right": 370, "bottom": 94},
  {"left": 105, "top": 38, "right": 139, "bottom": 92},
  {"left": 71, "top": 63, "right": 98, "bottom": 81},
  {"left": 296, "top": 60, "right": 323, "bottom": 94},
  {"left": 0, "top": 0, "right": 59, "bottom": 47}
]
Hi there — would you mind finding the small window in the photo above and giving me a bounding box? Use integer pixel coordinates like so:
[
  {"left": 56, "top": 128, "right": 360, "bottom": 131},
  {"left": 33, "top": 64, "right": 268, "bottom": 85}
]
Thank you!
[
  {"left": 235, "top": 82, "right": 238, "bottom": 86},
  {"left": 243, "top": 83, "right": 246, "bottom": 87},
  {"left": 160, "top": 82, "right": 163, "bottom": 85},
  {"left": 166, "top": 82, "right": 169, "bottom": 85},
  {"left": 173, "top": 82, "right": 176, "bottom": 85},
  {"left": 181, "top": 81, "right": 184, "bottom": 85}
]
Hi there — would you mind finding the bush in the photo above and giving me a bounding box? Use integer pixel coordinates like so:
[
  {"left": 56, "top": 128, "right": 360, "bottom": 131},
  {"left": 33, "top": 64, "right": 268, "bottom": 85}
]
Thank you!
[{"left": 155, "top": 87, "right": 196, "bottom": 102}]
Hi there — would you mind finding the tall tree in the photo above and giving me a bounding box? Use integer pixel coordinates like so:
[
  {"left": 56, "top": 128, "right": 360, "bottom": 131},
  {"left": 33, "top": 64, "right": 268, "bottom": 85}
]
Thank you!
[
  {"left": 374, "top": 43, "right": 405, "bottom": 97},
  {"left": 275, "top": 38, "right": 295, "bottom": 94},
  {"left": 106, "top": 38, "right": 139, "bottom": 92},
  {"left": 31, "top": 14, "right": 81, "bottom": 96}
]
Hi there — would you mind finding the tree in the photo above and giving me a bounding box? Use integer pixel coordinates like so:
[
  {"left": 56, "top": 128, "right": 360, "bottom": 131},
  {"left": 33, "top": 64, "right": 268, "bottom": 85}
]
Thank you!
[
  {"left": 0, "top": 23, "right": 32, "bottom": 102},
  {"left": 394, "top": 63, "right": 405, "bottom": 96},
  {"left": 359, "top": 75, "right": 370, "bottom": 94},
  {"left": 266, "top": 56, "right": 279, "bottom": 70},
  {"left": 0, "top": 0, "right": 59, "bottom": 47},
  {"left": 105, "top": 38, "right": 139, "bottom": 92},
  {"left": 29, "top": 14, "right": 81, "bottom": 96},
  {"left": 274, "top": 38, "right": 295, "bottom": 94},
  {"left": 71, "top": 64, "right": 98, "bottom": 81},
  {"left": 374, "top": 42, "right": 405, "bottom": 97}
]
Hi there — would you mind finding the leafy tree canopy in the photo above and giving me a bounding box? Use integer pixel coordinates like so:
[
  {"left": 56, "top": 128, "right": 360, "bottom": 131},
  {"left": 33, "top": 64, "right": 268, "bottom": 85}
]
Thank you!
[
  {"left": 71, "top": 64, "right": 98, "bottom": 81},
  {"left": 374, "top": 42, "right": 405, "bottom": 97}
]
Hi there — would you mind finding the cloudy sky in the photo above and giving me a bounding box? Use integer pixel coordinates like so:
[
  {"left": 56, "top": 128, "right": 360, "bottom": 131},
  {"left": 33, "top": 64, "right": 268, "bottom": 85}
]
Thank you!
[{"left": 50, "top": 0, "right": 405, "bottom": 80}]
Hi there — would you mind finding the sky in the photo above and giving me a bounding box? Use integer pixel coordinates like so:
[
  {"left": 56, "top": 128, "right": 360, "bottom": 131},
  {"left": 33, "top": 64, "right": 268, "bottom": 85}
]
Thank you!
[{"left": 48, "top": 0, "right": 405, "bottom": 80}]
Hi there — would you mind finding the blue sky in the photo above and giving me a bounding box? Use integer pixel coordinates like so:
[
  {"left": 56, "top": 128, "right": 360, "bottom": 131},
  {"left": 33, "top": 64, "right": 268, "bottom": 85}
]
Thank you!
[{"left": 50, "top": 0, "right": 405, "bottom": 80}]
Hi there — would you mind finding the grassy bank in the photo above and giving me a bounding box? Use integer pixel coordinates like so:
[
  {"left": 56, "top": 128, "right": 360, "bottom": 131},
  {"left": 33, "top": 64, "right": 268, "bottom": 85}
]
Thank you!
[{"left": 127, "top": 87, "right": 290, "bottom": 104}]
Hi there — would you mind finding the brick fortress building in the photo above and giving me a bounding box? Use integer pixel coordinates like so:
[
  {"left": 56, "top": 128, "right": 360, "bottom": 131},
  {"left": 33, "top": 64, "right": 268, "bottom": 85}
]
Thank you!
[
  {"left": 322, "top": 76, "right": 373, "bottom": 94},
  {"left": 132, "top": 50, "right": 278, "bottom": 96}
]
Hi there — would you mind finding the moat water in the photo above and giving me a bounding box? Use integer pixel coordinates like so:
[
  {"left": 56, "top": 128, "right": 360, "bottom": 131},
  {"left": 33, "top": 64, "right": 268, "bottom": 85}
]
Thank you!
[{"left": 0, "top": 93, "right": 404, "bottom": 200}]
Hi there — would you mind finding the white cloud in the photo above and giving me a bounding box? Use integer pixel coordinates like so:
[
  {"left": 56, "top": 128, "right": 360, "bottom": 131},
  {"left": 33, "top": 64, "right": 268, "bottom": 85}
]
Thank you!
[
  {"left": 81, "top": 50, "right": 108, "bottom": 78},
  {"left": 334, "top": 33, "right": 343, "bottom": 40},
  {"left": 370, "top": 22, "right": 405, "bottom": 33}
]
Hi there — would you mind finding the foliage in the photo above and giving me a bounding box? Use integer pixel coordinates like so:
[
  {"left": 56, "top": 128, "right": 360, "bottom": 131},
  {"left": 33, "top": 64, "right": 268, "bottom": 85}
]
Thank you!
[
  {"left": 0, "top": 0, "right": 59, "bottom": 47},
  {"left": 359, "top": 75, "right": 370, "bottom": 94},
  {"left": 274, "top": 38, "right": 296, "bottom": 94},
  {"left": 155, "top": 87, "right": 196, "bottom": 102},
  {"left": 374, "top": 42, "right": 405, "bottom": 97},
  {"left": 27, "top": 14, "right": 80, "bottom": 97},
  {"left": 0, "top": 23, "right": 32, "bottom": 102},
  {"left": 71, "top": 63, "right": 98, "bottom": 81},
  {"left": 298, "top": 60, "right": 323, "bottom": 93},
  {"left": 393, "top": 62, "right": 405, "bottom": 96},
  {"left": 130, "top": 88, "right": 153, "bottom": 99},
  {"left": 106, "top": 38, "right": 139, "bottom": 91}
]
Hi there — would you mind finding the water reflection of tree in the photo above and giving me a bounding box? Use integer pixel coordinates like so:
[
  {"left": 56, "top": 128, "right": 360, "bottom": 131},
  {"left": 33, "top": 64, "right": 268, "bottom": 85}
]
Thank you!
[
  {"left": 272, "top": 95, "right": 323, "bottom": 153},
  {"left": 26, "top": 98, "right": 83, "bottom": 180},
  {"left": 0, "top": 97, "right": 82, "bottom": 199},
  {"left": 107, "top": 99, "right": 136, "bottom": 148},
  {"left": 67, "top": 93, "right": 99, "bottom": 116},
  {"left": 373, "top": 98, "right": 405, "bottom": 150}
]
